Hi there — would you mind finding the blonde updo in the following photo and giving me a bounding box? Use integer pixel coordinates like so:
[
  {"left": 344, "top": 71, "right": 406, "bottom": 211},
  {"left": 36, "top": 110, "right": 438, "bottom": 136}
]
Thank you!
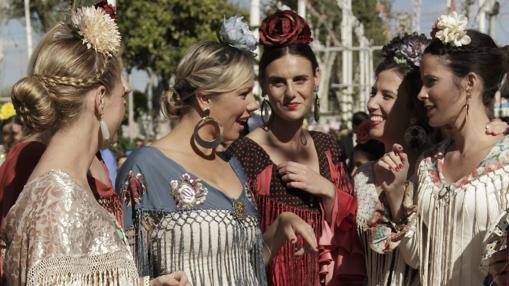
[
  {"left": 11, "top": 23, "right": 122, "bottom": 133},
  {"left": 161, "top": 41, "right": 255, "bottom": 119}
]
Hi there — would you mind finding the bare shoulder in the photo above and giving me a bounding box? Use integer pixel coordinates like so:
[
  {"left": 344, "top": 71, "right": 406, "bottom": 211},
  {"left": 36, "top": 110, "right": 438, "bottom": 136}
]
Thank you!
[{"left": 246, "top": 127, "right": 268, "bottom": 145}]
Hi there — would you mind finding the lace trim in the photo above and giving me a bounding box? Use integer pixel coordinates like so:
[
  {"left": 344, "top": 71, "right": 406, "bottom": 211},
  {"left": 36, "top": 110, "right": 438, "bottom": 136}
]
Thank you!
[
  {"left": 27, "top": 250, "right": 139, "bottom": 286},
  {"left": 353, "top": 162, "right": 380, "bottom": 230}
]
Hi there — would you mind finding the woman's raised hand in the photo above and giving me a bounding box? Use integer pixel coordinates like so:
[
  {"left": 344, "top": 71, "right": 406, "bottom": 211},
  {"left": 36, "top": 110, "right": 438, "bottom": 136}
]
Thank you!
[
  {"left": 374, "top": 144, "right": 409, "bottom": 217},
  {"left": 278, "top": 161, "right": 335, "bottom": 199}
]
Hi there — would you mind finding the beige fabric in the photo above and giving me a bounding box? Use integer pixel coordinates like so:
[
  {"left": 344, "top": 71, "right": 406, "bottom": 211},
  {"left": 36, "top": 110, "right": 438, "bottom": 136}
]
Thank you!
[
  {"left": 399, "top": 136, "right": 509, "bottom": 286},
  {"left": 354, "top": 162, "right": 419, "bottom": 286},
  {"left": 2, "top": 170, "right": 140, "bottom": 286}
]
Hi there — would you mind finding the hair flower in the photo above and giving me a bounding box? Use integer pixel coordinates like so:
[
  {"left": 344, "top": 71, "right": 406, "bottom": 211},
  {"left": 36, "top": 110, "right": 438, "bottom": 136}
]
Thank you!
[
  {"left": 219, "top": 16, "right": 258, "bottom": 53},
  {"left": 0, "top": 102, "right": 16, "bottom": 121},
  {"left": 431, "top": 11, "right": 471, "bottom": 47},
  {"left": 71, "top": 6, "right": 121, "bottom": 56},
  {"left": 382, "top": 33, "right": 430, "bottom": 68},
  {"left": 259, "top": 10, "right": 312, "bottom": 47}
]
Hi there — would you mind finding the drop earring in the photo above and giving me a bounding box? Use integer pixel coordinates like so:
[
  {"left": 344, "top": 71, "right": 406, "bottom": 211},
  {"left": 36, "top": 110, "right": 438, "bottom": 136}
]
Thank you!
[{"left": 100, "top": 118, "right": 111, "bottom": 143}]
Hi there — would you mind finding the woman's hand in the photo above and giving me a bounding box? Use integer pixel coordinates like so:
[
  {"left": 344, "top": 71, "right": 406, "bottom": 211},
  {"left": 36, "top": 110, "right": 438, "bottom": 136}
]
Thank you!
[
  {"left": 263, "top": 212, "right": 318, "bottom": 264},
  {"left": 488, "top": 249, "right": 508, "bottom": 286},
  {"left": 486, "top": 119, "right": 509, "bottom": 136},
  {"left": 150, "top": 271, "right": 191, "bottom": 286},
  {"left": 374, "top": 144, "right": 409, "bottom": 218},
  {"left": 278, "top": 161, "right": 335, "bottom": 199}
]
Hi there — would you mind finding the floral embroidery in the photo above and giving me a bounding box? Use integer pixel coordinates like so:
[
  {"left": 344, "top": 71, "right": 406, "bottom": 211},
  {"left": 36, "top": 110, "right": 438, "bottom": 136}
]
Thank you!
[
  {"left": 121, "top": 170, "right": 146, "bottom": 206},
  {"left": 424, "top": 136, "right": 509, "bottom": 200},
  {"left": 170, "top": 173, "right": 208, "bottom": 209}
]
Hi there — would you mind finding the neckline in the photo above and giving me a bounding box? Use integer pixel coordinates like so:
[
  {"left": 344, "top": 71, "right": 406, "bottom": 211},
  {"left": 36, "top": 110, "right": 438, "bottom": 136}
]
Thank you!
[
  {"left": 434, "top": 135, "right": 508, "bottom": 187},
  {"left": 145, "top": 146, "right": 246, "bottom": 201},
  {"left": 244, "top": 130, "right": 325, "bottom": 175}
]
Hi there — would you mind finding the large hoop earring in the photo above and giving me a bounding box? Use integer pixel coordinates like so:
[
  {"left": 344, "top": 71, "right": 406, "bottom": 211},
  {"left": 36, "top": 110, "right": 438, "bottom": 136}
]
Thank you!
[
  {"left": 314, "top": 95, "right": 320, "bottom": 122},
  {"left": 261, "top": 98, "right": 272, "bottom": 127},
  {"left": 193, "top": 115, "right": 224, "bottom": 149}
]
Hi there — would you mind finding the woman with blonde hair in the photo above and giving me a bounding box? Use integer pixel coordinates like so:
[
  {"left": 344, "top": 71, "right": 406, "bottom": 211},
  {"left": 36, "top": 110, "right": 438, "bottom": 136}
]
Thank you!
[
  {"left": 117, "top": 16, "right": 318, "bottom": 286},
  {"left": 2, "top": 4, "right": 189, "bottom": 285}
]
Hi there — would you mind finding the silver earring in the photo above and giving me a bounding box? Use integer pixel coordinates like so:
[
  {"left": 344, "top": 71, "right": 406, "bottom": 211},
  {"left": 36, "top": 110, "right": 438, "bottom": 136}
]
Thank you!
[{"left": 100, "top": 119, "right": 111, "bottom": 143}]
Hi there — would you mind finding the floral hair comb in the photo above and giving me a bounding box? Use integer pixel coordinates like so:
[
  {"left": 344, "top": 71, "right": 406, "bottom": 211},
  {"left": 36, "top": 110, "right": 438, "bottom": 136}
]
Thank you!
[
  {"left": 259, "top": 10, "right": 312, "bottom": 47},
  {"left": 431, "top": 11, "right": 471, "bottom": 47},
  {"left": 383, "top": 33, "right": 430, "bottom": 68},
  {"left": 219, "top": 16, "right": 258, "bottom": 54},
  {"left": 69, "top": 0, "right": 121, "bottom": 57}
]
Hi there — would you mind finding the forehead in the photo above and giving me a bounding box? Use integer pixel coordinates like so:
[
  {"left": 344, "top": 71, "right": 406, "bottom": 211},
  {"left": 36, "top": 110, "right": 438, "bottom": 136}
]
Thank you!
[
  {"left": 420, "top": 54, "right": 451, "bottom": 75},
  {"left": 265, "top": 54, "right": 314, "bottom": 77},
  {"left": 375, "top": 68, "right": 403, "bottom": 90}
]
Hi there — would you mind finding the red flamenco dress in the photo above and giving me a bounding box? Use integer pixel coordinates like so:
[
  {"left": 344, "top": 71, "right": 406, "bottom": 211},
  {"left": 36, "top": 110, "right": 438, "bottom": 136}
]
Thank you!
[{"left": 228, "top": 131, "right": 366, "bottom": 286}]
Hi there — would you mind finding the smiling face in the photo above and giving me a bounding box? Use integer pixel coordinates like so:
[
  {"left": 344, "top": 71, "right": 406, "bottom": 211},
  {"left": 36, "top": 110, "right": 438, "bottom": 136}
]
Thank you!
[
  {"left": 367, "top": 68, "right": 411, "bottom": 145},
  {"left": 418, "top": 53, "right": 467, "bottom": 128},
  {"left": 263, "top": 54, "right": 319, "bottom": 122},
  {"left": 208, "top": 79, "right": 257, "bottom": 142}
]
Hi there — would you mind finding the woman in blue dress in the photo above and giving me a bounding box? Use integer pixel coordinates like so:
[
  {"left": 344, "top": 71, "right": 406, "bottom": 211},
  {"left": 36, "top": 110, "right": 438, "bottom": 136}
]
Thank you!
[{"left": 117, "top": 17, "right": 318, "bottom": 286}]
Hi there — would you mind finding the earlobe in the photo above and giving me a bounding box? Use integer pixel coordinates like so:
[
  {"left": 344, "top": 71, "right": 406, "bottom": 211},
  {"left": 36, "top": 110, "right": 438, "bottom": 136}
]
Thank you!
[
  {"left": 94, "top": 86, "right": 107, "bottom": 117},
  {"left": 314, "top": 67, "right": 321, "bottom": 84},
  {"left": 195, "top": 93, "right": 211, "bottom": 115}
]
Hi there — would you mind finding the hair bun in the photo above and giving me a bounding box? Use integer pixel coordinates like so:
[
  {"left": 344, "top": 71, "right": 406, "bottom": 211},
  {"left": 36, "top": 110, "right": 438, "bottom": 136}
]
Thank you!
[
  {"left": 160, "top": 87, "right": 184, "bottom": 118},
  {"left": 259, "top": 10, "right": 312, "bottom": 47},
  {"left": 11, "top": 76, "right": 58, "bottom": 132}
]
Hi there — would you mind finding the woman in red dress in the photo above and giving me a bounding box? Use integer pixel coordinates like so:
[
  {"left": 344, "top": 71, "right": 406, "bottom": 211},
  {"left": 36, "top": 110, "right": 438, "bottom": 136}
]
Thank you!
[{"left": 227, "top": 10, "right": 365, "bottom": 286}]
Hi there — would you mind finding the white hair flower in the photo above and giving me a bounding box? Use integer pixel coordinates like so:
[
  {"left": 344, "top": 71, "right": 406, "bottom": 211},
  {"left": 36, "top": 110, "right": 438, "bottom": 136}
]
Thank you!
[
  {"left": 431, "top": 11, "right": 471, "bottom": 47},
  {"left": 71, "top": 6, "right": 121, "bottom": 56},
  {"left": 219, "top": 16, "right": 258, "bottom": 53}
]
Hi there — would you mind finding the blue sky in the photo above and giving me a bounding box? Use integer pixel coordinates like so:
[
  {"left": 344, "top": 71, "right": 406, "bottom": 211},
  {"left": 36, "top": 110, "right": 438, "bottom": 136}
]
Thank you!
[{"left": 1, "top": 0, "right": 508, "bottom": 91}]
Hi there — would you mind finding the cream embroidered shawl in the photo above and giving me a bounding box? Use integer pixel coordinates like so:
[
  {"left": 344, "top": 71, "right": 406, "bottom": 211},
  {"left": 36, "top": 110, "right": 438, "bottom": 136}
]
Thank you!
[{"left": 2, "top": 170, "right": 140, "bottom": 286}]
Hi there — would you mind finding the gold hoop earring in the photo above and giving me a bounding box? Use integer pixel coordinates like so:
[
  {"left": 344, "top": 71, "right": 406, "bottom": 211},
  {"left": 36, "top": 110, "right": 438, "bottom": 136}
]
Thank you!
[{"left": 193, "top": 114, "right": 224, "bottom": 149}]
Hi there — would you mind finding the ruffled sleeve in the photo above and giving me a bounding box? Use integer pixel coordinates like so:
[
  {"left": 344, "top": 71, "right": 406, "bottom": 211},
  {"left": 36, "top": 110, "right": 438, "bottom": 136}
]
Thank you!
[{"left": 319, "top": 148, "right": 365, "bottom": 285}]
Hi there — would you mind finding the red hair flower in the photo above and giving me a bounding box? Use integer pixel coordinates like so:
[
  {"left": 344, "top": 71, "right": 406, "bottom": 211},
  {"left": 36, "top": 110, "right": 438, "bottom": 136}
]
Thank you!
[
  {"left": 259, "top": 10, "right": 312, "bottom": 47},
  {"left": 95, "top": 0, "right": 116, "bottom": 20}
]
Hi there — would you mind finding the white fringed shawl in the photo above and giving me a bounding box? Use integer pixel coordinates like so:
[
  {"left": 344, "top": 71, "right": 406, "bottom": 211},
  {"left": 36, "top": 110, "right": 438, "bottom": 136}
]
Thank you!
[{"left": 400, "top": 136, "right": 509, "bottom": 286}]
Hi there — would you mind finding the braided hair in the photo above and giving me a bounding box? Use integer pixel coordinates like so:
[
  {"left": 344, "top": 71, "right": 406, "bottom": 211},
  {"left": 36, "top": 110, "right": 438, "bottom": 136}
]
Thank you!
[{"left": 11, "top": 23, "right": 122, "bottom": 133}]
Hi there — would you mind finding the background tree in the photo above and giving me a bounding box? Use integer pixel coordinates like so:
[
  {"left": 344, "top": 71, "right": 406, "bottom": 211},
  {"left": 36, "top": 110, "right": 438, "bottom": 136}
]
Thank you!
[{"left": 5, "top": 0, "right": 69, "bottom": 33}]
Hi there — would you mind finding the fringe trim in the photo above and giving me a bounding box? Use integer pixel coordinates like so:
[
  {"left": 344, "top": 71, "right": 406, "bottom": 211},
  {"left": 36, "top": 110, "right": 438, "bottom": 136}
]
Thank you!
[
  {"left": 27, "top": 250, "right": 139, "bottom": 286},
  {"left": 257, "top": 195, "right": 321, "bottom": 286}
]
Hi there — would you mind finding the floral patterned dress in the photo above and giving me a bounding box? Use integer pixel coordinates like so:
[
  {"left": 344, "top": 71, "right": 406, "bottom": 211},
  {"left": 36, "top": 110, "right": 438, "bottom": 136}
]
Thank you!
[
  {"left": 116, "top": 146, "right": 267, "bottom": 286},
  {"left": 396, "top": 135, "right": 509, "bottom": 286}
]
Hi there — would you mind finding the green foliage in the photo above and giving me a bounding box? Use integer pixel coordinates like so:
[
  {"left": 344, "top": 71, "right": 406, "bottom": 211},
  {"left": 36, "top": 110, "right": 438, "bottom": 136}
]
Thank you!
[
  {"left": 117, "top": 0, "right": 246, "bottom": 87},
  {"left": 352, "top": 0, "right": 389, "bottom": 45},
  {"left": 7, "top": 0, "right": 69, "bottom": 33}
]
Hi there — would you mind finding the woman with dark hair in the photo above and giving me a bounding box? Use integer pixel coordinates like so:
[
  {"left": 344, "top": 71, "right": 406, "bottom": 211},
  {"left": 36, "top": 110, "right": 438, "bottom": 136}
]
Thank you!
[
  {"left": 227, "top": 10, "right": 365, "bottom": 286},
  {"left": 353, "top": 33, "right": 432, "bottom": 286},
  {"left": 376, "top": 12, "right": 509, "bottom": 285}
]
